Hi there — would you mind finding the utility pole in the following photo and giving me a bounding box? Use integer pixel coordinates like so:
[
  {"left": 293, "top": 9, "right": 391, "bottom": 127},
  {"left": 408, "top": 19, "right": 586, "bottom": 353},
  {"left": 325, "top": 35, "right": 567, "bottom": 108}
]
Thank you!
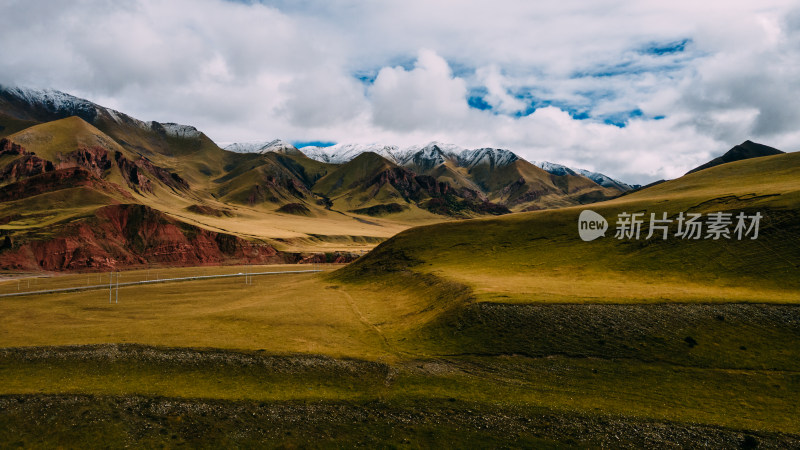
[
  {"left": 116, "top": 273, "right": 119, "bottom": 304},
  {"left": 109, "top": 272, "right": 113, "bottom": 304}
]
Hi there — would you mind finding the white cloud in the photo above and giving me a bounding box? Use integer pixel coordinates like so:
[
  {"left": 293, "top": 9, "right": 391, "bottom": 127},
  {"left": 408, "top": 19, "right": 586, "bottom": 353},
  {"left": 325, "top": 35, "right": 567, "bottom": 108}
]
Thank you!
[
  {"left": 370, "top": 49, "right": 470, "bottom": 131},
  {"left": 1, "top": 0, "right": 798, "bottom": 184},
  {"left": 474, "top": 66, "right": 528, "bottom": 115}
]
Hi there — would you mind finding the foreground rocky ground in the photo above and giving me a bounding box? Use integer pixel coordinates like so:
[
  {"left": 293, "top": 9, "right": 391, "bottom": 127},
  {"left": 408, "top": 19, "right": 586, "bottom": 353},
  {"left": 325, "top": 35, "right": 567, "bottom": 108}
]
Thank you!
[
  {"left": 1, "top": 344, "right": 799, "bottom": 448},
  {"left": 1, "top": 394, "right": 795, "bottom": 449}
]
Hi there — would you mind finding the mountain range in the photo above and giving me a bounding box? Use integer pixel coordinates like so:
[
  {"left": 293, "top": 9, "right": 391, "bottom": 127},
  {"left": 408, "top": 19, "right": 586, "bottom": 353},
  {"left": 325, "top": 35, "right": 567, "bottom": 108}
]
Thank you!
[
  {"left": 0, "top": 84, "right": 787, "bottom": 271},
  {"left": 224, "top": 140, "right": 638, "bottom": 192}
]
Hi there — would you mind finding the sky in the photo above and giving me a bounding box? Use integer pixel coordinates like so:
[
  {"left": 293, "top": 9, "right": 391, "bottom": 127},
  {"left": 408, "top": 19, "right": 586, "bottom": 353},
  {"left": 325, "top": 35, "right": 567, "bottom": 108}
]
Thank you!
[{"left": 1, "top": 0, "right": 799, "bottom": 184}]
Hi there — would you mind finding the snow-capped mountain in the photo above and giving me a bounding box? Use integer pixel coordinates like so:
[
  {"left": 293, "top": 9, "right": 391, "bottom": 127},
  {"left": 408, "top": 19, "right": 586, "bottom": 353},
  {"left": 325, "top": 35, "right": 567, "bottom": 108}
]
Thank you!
[
  {"left": 224, "top": 139, "right": 297, "bottom": 154},
  {"left": 1, "top": 86, "right": 99, "bottom": 121},
  {"left": 159, "top": 123, "right": 201, "bottom": 139},
  {"left": 220, "top": 135, "right": 637, "bottom": 191},
  {"left": 298, "top": 141, "right": 517, "bottom": 173},
  {"left": 458, "top": 148, "right": 518, "bottom": 169},
  {"left": 0, "top": 85, "right": 201, "bottom": 139},
  {"left": 535, "top": 161, "right": 632, "bottom": 190},
  {"left": 299, "top": 143, "right": 401, "bottom": 164},
  {"left": 396, "top": 142, "right": 463, "bottom": 170},
  {"left": 576, "top": 169, "right": 638, "bottom": 191},
  {"left": 534, "top": 161, "right": 577, "bottom": 176}
]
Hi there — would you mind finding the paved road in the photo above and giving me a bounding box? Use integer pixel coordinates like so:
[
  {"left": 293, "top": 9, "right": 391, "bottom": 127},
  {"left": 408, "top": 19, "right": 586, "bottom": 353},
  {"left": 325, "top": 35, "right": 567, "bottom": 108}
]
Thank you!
[{"left": 0, "top": 270, "right": 323, "bottom": 299}]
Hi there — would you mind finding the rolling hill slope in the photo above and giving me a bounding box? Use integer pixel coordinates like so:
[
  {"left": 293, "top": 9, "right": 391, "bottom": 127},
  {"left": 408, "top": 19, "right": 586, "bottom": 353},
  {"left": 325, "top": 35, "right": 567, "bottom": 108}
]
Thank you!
[
  {"left": 687, "top": 139, "right": 784, "bottom": 174},
  {"left": 336, "top": 150, "right": 800, "bottom": 302},
  {"left": 313, "top": 152, "right": 511, "bottom": 217}
]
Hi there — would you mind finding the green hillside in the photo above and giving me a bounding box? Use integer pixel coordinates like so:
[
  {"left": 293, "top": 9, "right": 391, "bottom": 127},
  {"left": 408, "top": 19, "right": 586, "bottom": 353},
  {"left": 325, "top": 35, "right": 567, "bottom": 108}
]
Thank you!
[
  {"left": 1, "top": 149, "right": 799, "bottom": 447},
  {"left": 336, "top": 151, "right": 800, "bottom": 303}
]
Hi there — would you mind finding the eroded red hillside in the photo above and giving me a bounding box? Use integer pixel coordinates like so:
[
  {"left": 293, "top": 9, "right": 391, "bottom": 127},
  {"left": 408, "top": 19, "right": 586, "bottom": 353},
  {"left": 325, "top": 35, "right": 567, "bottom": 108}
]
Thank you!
[{"left": 0, "top": 204, "right": 335, "bottom": 271}]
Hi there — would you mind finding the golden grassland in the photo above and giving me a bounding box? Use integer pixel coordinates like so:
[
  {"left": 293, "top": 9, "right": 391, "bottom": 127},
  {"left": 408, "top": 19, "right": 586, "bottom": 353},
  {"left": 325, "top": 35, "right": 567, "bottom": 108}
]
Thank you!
[
  {"left": 0, "top": 152, "right": 799, "bottom": 445},
  {"left": 340, "top": 152, "right": 800, "bottom": 306},
  {"left": 0, "top": 265, "right": 798, "bottom": 436},
  {"left": 0, "top": 267, "right": 393, "bottom": 358}
]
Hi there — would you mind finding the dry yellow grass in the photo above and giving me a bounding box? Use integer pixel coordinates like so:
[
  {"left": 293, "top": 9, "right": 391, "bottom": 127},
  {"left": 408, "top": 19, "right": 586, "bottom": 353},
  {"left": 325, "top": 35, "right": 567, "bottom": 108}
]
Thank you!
[{"left": 0, "top": 266, "right": 403, "bottom": 359}]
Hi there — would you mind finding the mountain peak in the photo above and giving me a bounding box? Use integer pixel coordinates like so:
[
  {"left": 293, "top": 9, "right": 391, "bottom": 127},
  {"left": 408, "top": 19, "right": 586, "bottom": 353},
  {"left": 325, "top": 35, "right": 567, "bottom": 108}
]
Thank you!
[
  {"left": 223, "top": 139, "right": 298, "bottom": 154},
  {"left": 535, "top": 161, "right": 634, "bottom": 191},
  {"left": 458, "top": 148, "right": 519, "bottom": 169},
  {"left": 294, "top": 142, "right": 526, "bottom": 174},
  {"left": 157, "top": 122, "right": 201, "bottom": 139},
  {"left": 1, "top": 84, "right": 99, "bottom": 123},
  {"left": 260, "top": 139, "right": 299, "bottom": 154},
  {"left": 686, "top": 140, "right": 784, "bottom": 174},
  {"left": 534, "top": 161, "right": 577, "bottom": 176},
  {"left": 297, "top": 143, "right": 400, "bottom": 164}
]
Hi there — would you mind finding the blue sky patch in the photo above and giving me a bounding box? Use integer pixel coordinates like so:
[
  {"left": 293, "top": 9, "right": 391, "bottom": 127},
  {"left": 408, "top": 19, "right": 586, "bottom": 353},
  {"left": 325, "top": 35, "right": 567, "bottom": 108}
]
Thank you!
[
  {"left": 642, "top": 38, "right": 691, "bottom": 55},
  {"left": 599, "top": 109, "right": 645, "bottom": 128},
  {"left": 468, "top": 95, "right": 492, "bottom": 111},
  {"left": 293, "top": 140, "right": 335, "bottom": 148},
  {"left": 354, "top": 71, "right": 377, "bottom": 85}
]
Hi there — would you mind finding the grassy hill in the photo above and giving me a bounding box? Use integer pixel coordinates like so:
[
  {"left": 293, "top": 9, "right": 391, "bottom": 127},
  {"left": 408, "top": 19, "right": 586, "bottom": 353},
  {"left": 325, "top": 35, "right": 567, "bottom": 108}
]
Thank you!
[
  {"left": 0, "top": 150, "right": 799, "bottom": 446},
  {"left": 313, "top": 152, "right": 511, "bottom": 218},
  {"left": 0, "top": 118, "right": 450, "bottom": 261},
  {"left": 1, "top": 87, "right": 798, "bottom": 446},
  {"left": 337, "top": 150, "right": 800, "bottom": 301}
]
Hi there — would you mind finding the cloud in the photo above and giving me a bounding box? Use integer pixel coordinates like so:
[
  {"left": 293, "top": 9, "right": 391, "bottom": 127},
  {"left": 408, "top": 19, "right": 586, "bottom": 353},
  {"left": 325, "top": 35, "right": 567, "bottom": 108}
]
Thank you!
[
  {"left": 677, "top": 11, "right": 800, "bottom": 141},
  {"left": 474, "top": 66, "right": 528, "bottom": 115},
  {"left": 370, "top": 49, "right": 470, "bottom": 131},
  {"left": 1, "top": 0, "right": 798, "bottom": 184},
  {"left": 279, "top": 68, "right": 368, "bottom": 127}
]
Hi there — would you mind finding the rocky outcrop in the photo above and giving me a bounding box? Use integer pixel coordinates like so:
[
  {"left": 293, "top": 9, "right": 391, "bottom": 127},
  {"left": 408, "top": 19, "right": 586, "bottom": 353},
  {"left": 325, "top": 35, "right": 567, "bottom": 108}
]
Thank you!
[
  {"left": 0, "top": 167, "right": 133, "bottom": 202},
  {"left": 0, "top": 204, "right": 358, "bottom": 271},
  {"left": 0, "top": 139, "right": 188, "bottom": 197},
  {"left": 114, "top": 151, "right": 153, "bottom": 194},
  {"left": 4, "top": 204, "right": 281, "bottom": 270},
  {"left": 0, "top": 138, "right": 55, "bottom": 183},
  {"left": 136, "top": 156, "right": 190, "bottom": 192},
  {"left": 246, "top": 176, "right": 310, "bottom": 206},
  {"left": 0, "top": 154, "right": 54, "bottom": 183},
  {"left": 55, "top": 146, "right": 112, "bottom": 177},
  {"left": 364, "top": 167, "right": 508, "bottom": 217},
  {"left": 0, "top": 138, "right": 26, "bottom": 156}
]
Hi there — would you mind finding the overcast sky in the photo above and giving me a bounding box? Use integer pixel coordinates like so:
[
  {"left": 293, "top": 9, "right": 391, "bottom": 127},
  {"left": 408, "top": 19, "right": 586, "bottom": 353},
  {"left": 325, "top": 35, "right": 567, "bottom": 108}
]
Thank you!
[{"left": 2, "top": 0, "right": 799, "bottom": 183}]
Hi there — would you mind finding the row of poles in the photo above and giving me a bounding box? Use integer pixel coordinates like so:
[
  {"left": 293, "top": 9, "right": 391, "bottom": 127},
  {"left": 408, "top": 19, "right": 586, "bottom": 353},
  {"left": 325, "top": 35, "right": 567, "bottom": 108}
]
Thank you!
[
  {"left": 109, "top": 272, "right": 119, "bottom": 304},
  {"left": 6, "top": 260, "right": 339, "bottom": 298},
  {"left": 105, "top": 265, "right": 269, "bottom": 303}
]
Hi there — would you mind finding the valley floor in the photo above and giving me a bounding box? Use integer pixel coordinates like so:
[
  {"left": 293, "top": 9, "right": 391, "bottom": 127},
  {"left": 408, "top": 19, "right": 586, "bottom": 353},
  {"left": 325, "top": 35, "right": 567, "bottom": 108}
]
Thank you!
[{"left": 0, "top": 267, "right": 798, "bottom": 447}]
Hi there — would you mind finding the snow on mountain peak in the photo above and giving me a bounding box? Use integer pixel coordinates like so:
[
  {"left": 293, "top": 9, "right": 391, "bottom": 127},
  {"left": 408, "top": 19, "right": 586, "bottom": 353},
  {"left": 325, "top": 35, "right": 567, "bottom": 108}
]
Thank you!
[
  {"left": 223, "top": 137, "right": 632, "bottom": 190},
  {"left": 1, "top": 85, "right": 100, "bottom": 123},
  {"left": 575, "top": 168, "right": 633, "bottom": 190},
  {"left": 299, "top": 143, "right": 400, "bottom": 164},
  {"left": 458, "top": 148, "right": 519, "bottom": 169},
  {"left": 0, "top": 85, "right": 199, "bottom": 136},
  {"left": 535, "top": 161, "right": 632, "bottom": 190},
  {"left": 258, "top": 139, "right": 298, "bottom": 154},
  {"left": 3, "top": 86, "right": 93, "bottom": 113},
  {"left": 293, "top": 141, "right": 522, "bottom": 171},
  {"left": 533, "top": 161, "right": 577, "bottom": 176},
  {"left": 223, "top": 139, "right": 298, "bottom": 154},
  {"left": 160, "top": 122, "right": 201, "bottom": 139}
]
